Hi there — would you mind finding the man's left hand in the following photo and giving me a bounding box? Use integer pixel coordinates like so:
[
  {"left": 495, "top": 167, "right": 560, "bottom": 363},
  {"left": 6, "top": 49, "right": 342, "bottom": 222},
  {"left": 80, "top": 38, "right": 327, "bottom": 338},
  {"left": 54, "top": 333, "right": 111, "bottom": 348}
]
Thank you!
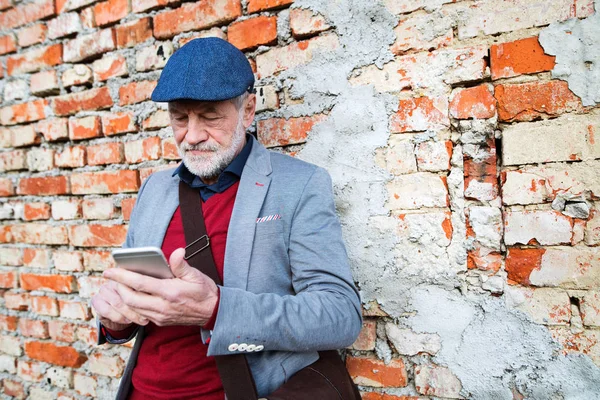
[{"left": 102, "top": 248, "right": 219, "bottom": 327}]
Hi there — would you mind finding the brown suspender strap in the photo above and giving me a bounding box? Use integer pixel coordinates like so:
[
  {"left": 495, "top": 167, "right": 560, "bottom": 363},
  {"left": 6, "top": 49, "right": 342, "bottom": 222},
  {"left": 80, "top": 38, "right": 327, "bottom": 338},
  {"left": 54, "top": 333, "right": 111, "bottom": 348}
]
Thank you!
[{"left": 179, "top": 182, "right": 259, "bottom": 400}]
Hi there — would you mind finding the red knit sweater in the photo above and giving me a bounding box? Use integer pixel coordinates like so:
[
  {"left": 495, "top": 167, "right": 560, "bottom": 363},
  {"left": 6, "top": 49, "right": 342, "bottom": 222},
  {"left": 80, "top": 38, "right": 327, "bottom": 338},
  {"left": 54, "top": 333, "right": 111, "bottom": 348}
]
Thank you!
[{"left": 128, "top": 182, "right": 239, "bottom": 400}]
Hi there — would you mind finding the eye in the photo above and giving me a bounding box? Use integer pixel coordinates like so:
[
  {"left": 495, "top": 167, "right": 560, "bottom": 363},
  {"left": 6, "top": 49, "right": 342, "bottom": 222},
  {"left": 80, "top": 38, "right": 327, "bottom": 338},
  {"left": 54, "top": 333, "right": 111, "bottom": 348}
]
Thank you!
[{"left": 171, "top": 113, "right": 188, "bottom": 121}]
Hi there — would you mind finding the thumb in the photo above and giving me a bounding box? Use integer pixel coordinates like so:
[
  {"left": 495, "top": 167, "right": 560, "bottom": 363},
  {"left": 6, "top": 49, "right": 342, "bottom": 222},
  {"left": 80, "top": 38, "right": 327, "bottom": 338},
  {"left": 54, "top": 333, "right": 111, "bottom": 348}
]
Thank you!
[{"left": 169, "top": 248, "right": 204, "bottom": 282}]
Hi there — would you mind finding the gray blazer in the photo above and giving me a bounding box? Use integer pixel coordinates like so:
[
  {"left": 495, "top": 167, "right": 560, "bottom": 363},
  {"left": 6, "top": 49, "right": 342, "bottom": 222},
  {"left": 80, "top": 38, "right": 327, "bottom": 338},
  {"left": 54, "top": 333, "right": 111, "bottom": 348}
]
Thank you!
[{"left": 102, "top": 136, "right": 362, "bottom": 398}]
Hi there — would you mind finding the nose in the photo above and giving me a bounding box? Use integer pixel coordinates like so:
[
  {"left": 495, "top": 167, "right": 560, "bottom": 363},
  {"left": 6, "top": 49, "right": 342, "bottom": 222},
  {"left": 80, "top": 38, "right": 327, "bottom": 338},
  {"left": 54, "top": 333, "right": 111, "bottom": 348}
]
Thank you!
[{"left": 184, "top": 114, "right": 209, "bottom": 145}]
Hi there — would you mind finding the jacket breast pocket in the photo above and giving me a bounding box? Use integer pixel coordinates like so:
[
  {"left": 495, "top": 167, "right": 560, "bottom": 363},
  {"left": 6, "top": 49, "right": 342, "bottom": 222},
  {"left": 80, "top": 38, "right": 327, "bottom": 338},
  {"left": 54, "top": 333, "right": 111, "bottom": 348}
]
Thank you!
[{"left": 254, "top": 219, "right": 284, "bottom": 238}]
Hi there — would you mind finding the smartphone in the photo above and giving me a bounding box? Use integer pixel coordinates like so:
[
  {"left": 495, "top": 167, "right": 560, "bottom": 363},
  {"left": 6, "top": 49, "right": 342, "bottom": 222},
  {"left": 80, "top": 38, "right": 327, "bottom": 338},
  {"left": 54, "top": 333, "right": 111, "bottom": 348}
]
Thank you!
[{"left": 112, "top": 247, "right": 174, "bottom": 279}]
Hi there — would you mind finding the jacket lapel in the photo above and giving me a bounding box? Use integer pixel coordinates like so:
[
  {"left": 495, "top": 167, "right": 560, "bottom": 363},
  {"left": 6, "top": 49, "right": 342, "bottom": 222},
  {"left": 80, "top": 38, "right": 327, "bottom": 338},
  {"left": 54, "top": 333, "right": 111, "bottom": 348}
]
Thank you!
[{"left": 223, "top": 137, "right": 272, "bottom": 290}]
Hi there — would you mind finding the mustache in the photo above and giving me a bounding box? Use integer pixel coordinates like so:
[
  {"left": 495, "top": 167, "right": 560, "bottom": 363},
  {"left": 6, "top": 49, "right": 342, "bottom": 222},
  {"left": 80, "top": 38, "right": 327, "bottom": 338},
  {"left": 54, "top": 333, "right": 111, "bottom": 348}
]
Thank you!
[{"left": 180, "top": 143, "right": 219, "bottom": 152}]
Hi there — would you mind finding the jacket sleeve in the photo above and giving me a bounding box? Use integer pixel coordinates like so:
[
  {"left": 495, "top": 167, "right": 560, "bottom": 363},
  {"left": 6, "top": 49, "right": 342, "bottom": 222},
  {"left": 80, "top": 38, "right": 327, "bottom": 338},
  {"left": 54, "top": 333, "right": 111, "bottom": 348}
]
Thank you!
[{"left": 206, "top": 167, "right": 362, "bottom": 356}]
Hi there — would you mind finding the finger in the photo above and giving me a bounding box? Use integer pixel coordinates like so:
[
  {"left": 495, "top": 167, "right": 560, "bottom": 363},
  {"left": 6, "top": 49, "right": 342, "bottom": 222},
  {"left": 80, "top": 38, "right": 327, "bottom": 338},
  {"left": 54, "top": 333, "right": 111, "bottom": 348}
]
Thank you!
[
  {"left": 103, "top": 267, "right": 163, "bottom": 295},
  {"left": 91, "top": 296, "right": 133, "bottom": 325},
  {"left": 114, "top": 282, "right": 166, "bottom": 314},
  {"left": 103, "top": 286, "right": 149, "bottom": 326},
  {"left": 169, "top": 248, "right": 203, "bottom": 281}
]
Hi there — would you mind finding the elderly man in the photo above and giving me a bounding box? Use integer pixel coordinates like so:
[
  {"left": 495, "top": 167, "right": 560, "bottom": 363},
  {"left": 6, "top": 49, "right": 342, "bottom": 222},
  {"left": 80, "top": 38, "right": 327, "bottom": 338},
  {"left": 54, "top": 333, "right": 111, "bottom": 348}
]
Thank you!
[{"left": 92, "top": 38, "right": 362, "bottom": 400}]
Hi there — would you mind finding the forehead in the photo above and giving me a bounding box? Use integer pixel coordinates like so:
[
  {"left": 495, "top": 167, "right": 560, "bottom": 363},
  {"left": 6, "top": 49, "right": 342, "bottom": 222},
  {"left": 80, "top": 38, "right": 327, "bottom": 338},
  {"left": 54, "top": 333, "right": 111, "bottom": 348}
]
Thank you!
[{"left": 168, "top": 99, "right": 233, "bottom": 113}]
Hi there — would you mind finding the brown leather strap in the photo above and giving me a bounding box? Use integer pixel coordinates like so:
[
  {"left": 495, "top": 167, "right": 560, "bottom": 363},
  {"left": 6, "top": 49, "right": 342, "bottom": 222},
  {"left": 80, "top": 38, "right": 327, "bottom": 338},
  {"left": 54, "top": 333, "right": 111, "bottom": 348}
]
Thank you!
[{"left": 179, "top": 182, "right": 259, "bottom": 400}]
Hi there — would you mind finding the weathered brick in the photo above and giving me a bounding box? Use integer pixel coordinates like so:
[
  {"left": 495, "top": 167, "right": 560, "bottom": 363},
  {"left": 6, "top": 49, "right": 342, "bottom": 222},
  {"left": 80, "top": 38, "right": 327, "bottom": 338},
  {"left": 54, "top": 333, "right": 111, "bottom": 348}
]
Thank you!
[
  {"left": 115, "top": 17, "right": 152, "bottom": 48},
  {"left": 386, "top": 323, "right": 442, "bottom": 356},
  {"left": 17, "top": 360, "right": 43, "bottom": 382},
  {"left": 3, "top": 379, "right": 24, "bottom": 399},
  {"left": 0, "top": 335, "right": 21, "bottom": 356},
  {"left": 64, "top": 28, "right": 116, "bottom": 63},
  {"left": 0, "top": 34, "right": 16, "bottom": 55},
  {"left": 82, "top": 198, "right": 116, "bottom": 220},
  {"left": 135, "top": 42, "right": 174, "bottom": 72},
  {"left": 101, "top": 111, "right": 137, "bottom": 136},
  {"left": 228, "top": 16, "right": 277, "bottom": 51},
  {"left": 31, "top": 296, "right": 59, "bottom": 316},
  {"left": 505, "top": 286, "right": 571, "bottom": 325},
  {"left": 121, "top": 197, "right": 137, "bottom": 221},
  {"left": 391, "top": 96, "right": 449, "bottom": 133},
  {"left": 450, "top": 85, "right": 496, "bottom": 120},
  {"left": 142, "top": 110, "right": 170, "bottom": 130},
  {"left": 23, "top": 248, "right": 50, "bottom": 268},
  {"left": 495, "top": 80, "right": 582, "bottom": 123},
  {"left": 387, "top": 173, "right": 449, "bottom": 209},
  {"left": 16, "top": 23, "right": 47, "bottom": 47},
  {"left": 0, "top": 355, "right": 16, "bottom": 374},
  {"left": 11, "top": 223, "right": 69, "bottom": 245},
  {"left": 258, "top": 115, "right": 326, "bottom": 148},
  {"left": 74, "top": 373, "right": 97, "bottom": 397},
  {"left": 124, "top": 137, "right": 161, "bottom": 163},
  {"left": 247, "top": 0, "right": 292, "bottom": 13},
  {"left": 504, "top": 210, "right": 573, "bottom": 246},
  {"left": 346, "top": 356, "right": 407, "bottom": 388},
  {"left": 88, "top": 352, "right": 125, "bottom": 377},
  {"left": 416, "top": 141, "right": 452, "bottom": 172},
  {"left": 0, "top": 99, "right": 48, "bottom": 126},
  {"left": 381, "top": 137, "right": 419, "bottom": 175},
  {"left": 7, "top": 126, "right": 37, "bottom": 149},
  {"left": 3, "top": 80, "right": 28, "bottom": 102},
  {"left": 383, "top": 0, "right": 452, "bottom": 15},
  {"left": 391, "top": 9, "right": 452, "bottom": 55},
  {"left": 0, "top": 270, "right": 17, "bottom": 288},
  {"left": 59, "top": 0, "right": 98, "bottom": 12},
  {"left": 0, "top": 248, "right": 22, "bottom": 266},
  {"left": 289, "top": 8, "right": 330, "bottom": 38},
  {"left": 25, "top": 341, "right": 87, "bottom": 368},
  {"left": 53, "top": 251, "right": 83, "bottom": 272},
  {"left": 48, "top": 320, "right": 76, "bottom": 342},
  {"left": 580, "top": 291, "right": 600, "bottom": 327},
  {"left": 178, "top": 27, "right": 227, "bottom": 46},
  {"left": 61, "top": 64, "right": 93, "bottom": 87},
  {"left": 46, "top": 367, "right": 73, "bottom": 389},
  {"left": 53, "top": 87, "right": 113, "bottom": 116},
  {"left": 47, "top": 12, "right": 81, "bottom": 39},
  {"left": 87, "top": 142, "right": 123, "bottom": 166},
  {"left": 30, "top": 69, "right": 59, "bottom": 96},
  {"left": 26, "top": 148, "right": 55, "bottom": 172},
  {"left": 59, "top": 300, "right": 91, "bottom": 320},
  {"left": 119, "top": 80, "right": 156, "bottom": 106},
  {"left": 94, "top": 0, "right": 129, "bottom": 27},
  {"left": 51, "top": 200, "right": 82, "bottom": 220},
  {"left": 18, "top": 319, "right": 48, "bottom": 338},
  {"left": 0, "top": 0, "right": 55, "bottom": 30},
  {"left": 256, "top": 33, "right": 339, "bottom": 78},
  {"left": 79, "top": 5, "right": 95, "bottom": 29},
  {"left": 68, "top": 116, "right": 102, "bottom": 141},
  {"left": 35, "top": 118, "right": 68, "bottom": 142},
  {"left": 92, "top": 53, "right": 128, "bottom": 81},
  {"left": 17, "top": 176, "right": 69, "bottom": 196},
  {"left": 0, "top": 315, "right": 18, "bottom": 332},
  {"left": 6, "top": 44, "right": 62, "bottom": 76},
  {"left": 76, "top": 276, "right": 105, "bottom": 298},
  {"left": 255, "top": 85, "right": 279, "bottom": 112},
  {"left": 550, "top": 328, "right": 600, "bottom": 365},
  {"left": 491, "top": 36, "right": 556, "bottom": 80},
  {"left": 502, "top": 170, "right": 548, "bottom": 206},
  {"left": 585, "top": 209, "right": 600, "bottom": 246},
  {"left": 4, "top": 292, "right": 30, "bottom": 311},
  {"left": 20, "top": 273, "right": 76, "bottom": 293},
  {"left": 55, "top": 146, "right": 86, "bottom": 168},
  {"left": 23, "top": 202, "right": 51, "bottom": 221},
  {"left": 349, "top": 319, "right": 376, "bottom": 351},
  {"left": 414, "top": 364, "right": 462, "bottom": 398},
  {"left": 69, "top": 224, "right": 127, "bottom": 247},
  {"left": 0, "top": 150, "right": 26, "bottom": 172},
  {"left": 153, "top": 0, "right": 241, "bottom": 39},
  {"left": 71, "top": 170, "right": 139, "bottom": 194}
]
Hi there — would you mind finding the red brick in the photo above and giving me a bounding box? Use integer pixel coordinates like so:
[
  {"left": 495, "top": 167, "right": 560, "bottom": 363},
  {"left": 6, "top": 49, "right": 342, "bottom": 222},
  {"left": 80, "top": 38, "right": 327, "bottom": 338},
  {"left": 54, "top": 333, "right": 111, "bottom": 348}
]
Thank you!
[
  {"left": 450, "top": 85, "right": 496, "bottom": 119},
  {"left": 68, "top": 224, "right": 128, "bottom": 247},
  {"left": 36, "top": 118, "right": 69, "bottom": 142},
  {"left": 92, "top": 54, "right": 128, "bottom": 81},
  {"left": 25, "top": 341, "right": 87, "bottom": 368},
  {"left": 16, "top": 23, "right": 47, "bottom": 47},
  {"left": 0, "top": 150, "right": 26, "bottom": 172},
  {"left": 491, "top": 36, "right": 556, "bottom": 80},
  {"left": 94, "top": 0, "right": 129, "bottom": 27},
  {"left": 124, "top": 137, "right": 161, "bottom": 163},
  {"left": 390, "top": 96, "right": 449, "bottom": 133},
  {"left": 350, "top": 319, "right": 376, "bottom": 351},
  {"left": 55, "top": 146, "right": 86, "bottom": 168},
  {"left": 83, "top": 250, "right": 115, "bottom": 271},
  {"left": 30, "top": 69, "right": 59, "bottom": 96},
  {"left": 153, "top": 0, "right": 242, "bottom": 39},
  {"left": 22, "top": 248, "right": 50, "bottom": 268},
  {"left": 20, "top": 274, "right": 76, "bottom": 293},
  {"left": 142, "top": 110, "right": 169, "bottom": 130},
  {"left": 247, "top": 0, "right": 292, "bottom": 13},
  {"left": 0, "top": 178, "right": 14, "bottom": 197},
  {"left": 228, "top": 16, "right": 277, "bottom": 51},
  {"left": 161, "top": 137, "right": 180, "bottom": 160},
  {"left": 362, "top": 394, "right": 421, "bottom": 400},
  {"left": 467, "top": 248, "right": 502, "bottom": 272},
  {"left": 71, "top": 170, "right": 139, "bottom": 194},
  {"left": 0, "top": 225, "right": 13, "bottom": 243},
  {"left": 258, "top": 114, "right": 326, "bottom": 148},
  {"left": 0, "top": 271, "right": 17, "bottom": 288},
  {"left": 0, "top": 99, "right": 48, "bottom": 126},
  {"left": 101, "top": 111, "right": 137, "bottom": 136},
  {"left": 87, "top": 142, "right": 123, "bottom": 165},
  {"left": 17, "top": 360, "right": 43, "bottom": 382},
  {"left": 47, "top": 12, "right": 81, "bottom": 39},
  {"left": 18, "top": 319, "right": 48, "bottom": 338},
  {"left": 0, "top": 0, "right": 55, "bottom": 30},
  {"left": 289, "top": 8, "right": 330, "bottom": 38},
  {"left": 346, "top": 356, "right": 407, "bottom": 387},
  {"left": 4, "top": 292, "right": 30, "bottom": 311},
  {"left": 10, "top": 224, "right": 68, "bottom": 245},
  {"left": 76, "top": 325, "right": 98, "bottom": 347},
  {"left": 63, "top": 28, "right": 116, "bottom": 63},
  {"left": 0, "top": 315, "right": 18, "bottom": 331},
  {"left": 506, "top": 247, "right": 546, "bottom": 285},
  {"left": 115, "top": 17, "right": 152, "bottom": 48},
  {"left": 23, "top": 203, "right": 50, "bottom": 221},
  {"left": 9, "top": 125, "right": 40, "bottom": 147},
  {"left": 0, "top": 0, "right": 10, "bottom": 10},
  {"left": 17, "top": 176, "right": 69, "bottom": 196},
  {"left": 0, "top": 34, "right": 16, "bottom": 55},
  {"left": 3, "top": 379, "right": 25, "bottom": 399},
  {"left": 48, "top": 321, "right": 76, "bottom": 343},
  {"left": 52, "top": 87, "right": 113, "bottom": 116},
  {"left": 80, "top": 5, "right": 95, "bottom": 29},
  {"left": 59, "top": 300, "right": 91, "bottom": 320},
  {"left": 495, "top": 80, "right": 582, "bottom": 122},
  {"left": 31, "top": 296, "right": 59, "bottom": 316},
  {"left": 118, "top": 80, "right": 156, "bottom": 106},
  {"left": 121, "top": 197, "right": 136, "bottom": 221},
  {"left": 68, "top": 116, "right": 102, "bottom": 141},
  {"left": 6, "top": 44, "right": 62, "bottom": 76}
]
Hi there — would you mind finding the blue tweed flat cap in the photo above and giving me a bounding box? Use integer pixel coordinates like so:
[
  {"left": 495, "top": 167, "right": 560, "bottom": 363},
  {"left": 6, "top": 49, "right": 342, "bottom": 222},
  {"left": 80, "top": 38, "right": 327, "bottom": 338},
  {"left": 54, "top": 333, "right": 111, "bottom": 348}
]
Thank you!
[{"left": 151, "top": 37, "right": 255, "bottom": 102}]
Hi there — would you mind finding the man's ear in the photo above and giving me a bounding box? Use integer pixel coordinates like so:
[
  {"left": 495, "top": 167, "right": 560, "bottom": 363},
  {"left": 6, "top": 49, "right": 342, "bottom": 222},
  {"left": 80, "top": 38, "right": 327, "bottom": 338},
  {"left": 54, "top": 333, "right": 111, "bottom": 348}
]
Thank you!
[{"left": 243, "top": 94, "right": 257, "bottom": 129}]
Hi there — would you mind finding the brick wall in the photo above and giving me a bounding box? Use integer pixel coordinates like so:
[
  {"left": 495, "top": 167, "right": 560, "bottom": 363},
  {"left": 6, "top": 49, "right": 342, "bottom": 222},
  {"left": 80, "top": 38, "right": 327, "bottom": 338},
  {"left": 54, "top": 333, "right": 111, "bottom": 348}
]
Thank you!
[{"left": 0, "top": 0, "right": 599, "bottom": 398}]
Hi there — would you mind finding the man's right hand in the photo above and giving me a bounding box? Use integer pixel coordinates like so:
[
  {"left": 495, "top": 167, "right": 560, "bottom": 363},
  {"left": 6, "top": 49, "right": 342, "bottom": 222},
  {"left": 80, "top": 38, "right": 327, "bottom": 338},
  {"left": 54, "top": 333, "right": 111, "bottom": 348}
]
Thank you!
[{"left": 91, "top": 280, "right": 149, "bottom": 330}]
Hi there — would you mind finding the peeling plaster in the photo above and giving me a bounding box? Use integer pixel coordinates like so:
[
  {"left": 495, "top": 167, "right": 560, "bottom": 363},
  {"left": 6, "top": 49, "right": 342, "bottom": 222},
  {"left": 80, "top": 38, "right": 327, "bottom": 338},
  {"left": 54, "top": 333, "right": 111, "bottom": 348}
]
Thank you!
[{"left": 540, "top": 0, "right": 600, "bottom": 106}]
